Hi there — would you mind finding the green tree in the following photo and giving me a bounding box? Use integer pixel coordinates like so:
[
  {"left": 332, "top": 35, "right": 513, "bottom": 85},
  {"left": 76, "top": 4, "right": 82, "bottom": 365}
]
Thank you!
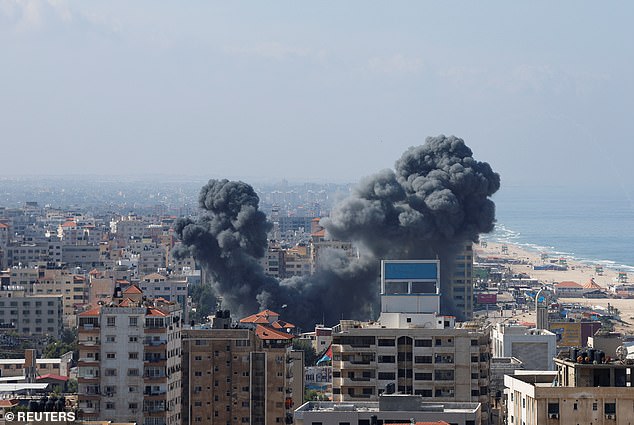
[{"left": 292, "top": 339, "right": 319, "bottom": 366}]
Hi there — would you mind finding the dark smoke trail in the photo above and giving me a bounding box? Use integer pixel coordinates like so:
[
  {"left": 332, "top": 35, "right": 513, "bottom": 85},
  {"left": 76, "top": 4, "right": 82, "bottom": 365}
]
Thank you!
[{"left": 175, "top": 135, "right": 499, "bottom": 326}]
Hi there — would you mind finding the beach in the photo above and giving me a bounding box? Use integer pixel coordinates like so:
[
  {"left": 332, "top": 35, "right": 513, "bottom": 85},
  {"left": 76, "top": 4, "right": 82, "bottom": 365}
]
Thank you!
[{"left": 475, "top": 241, "right": 634, "bottom": 334}]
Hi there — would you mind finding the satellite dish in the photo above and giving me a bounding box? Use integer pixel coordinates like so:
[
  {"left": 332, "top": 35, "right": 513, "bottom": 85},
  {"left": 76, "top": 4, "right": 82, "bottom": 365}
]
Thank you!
[{"left": 616, "top": 345, "right": 628, "bottom": 361}]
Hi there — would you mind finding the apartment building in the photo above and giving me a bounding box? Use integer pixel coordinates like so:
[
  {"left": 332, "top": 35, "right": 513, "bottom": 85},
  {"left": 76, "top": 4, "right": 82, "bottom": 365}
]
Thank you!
[
  {"left": 77, "top": 292, "right": 182, "bottom": 425},
  {"left": 139, "top": 273, "right": 188, "bottom": 323},
  {"left": 181, "top": 311, "right": 301, "bottom": 425},
  {"left": 332, "top": 260, "right": 491, "bottom": 423},
  {"left": 505, "top": 350, "right": 634, "bottom": 425},
  {"left": 491, "top": 323, "right": 557, "bottom": 370},
  {"left": 0, "top": 290, "right": 63, "bottom": 338}
]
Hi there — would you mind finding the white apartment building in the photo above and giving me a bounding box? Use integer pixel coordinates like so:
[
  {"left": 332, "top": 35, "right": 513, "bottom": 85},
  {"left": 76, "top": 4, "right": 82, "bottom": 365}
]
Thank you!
[
  {"left": 332, "top": 260, "right": 492, "bottom": 424},
  {"left": 77, "top": 294, "right": 182, "bottom": 425},
  {"left": 491, "top": 323, "right": 557, "bottom": 370}
]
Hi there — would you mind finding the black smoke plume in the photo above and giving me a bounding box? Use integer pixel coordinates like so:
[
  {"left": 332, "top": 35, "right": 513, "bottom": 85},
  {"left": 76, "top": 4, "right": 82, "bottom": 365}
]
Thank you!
[{"left": 175, "top": 135, "right": 500, "bottom": 327}]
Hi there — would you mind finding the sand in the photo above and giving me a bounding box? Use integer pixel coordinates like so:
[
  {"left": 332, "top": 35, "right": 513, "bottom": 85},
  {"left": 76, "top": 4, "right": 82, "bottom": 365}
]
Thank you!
[{"left": 474, "top": 241, "right": 634, "bottom": 334}]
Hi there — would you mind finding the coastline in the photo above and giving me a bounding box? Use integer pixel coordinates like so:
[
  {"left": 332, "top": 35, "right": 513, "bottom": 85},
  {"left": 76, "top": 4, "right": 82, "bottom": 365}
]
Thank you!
[{"left": 475, "top": 240, "right": 634, "bottom": 334}]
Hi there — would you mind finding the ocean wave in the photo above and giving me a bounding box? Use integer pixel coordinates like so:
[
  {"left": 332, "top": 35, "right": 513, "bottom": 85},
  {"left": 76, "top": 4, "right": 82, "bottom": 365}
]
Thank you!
[{"left": 483, "top": 222, "right": 634, "bottom": 272}]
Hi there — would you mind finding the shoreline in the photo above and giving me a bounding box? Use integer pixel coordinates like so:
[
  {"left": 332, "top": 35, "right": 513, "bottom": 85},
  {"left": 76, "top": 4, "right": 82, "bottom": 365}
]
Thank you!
[
  {"left": 481, "top": 230, "right": 634, "bottom": 274},
  {"left": 474, "top": 241, "right": 626, "bottom": 290}
]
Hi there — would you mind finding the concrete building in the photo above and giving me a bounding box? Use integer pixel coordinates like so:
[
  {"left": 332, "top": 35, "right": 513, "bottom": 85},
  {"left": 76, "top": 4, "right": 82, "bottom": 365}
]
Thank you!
[
  {"left": 138, "top": 273, "right": 188, "bottom": 323},
  {"left": 0, "top": 290, "right": 63, "bottom": 338},
  {"left": 491, "top": 323, "right": 557, "bottom": 370},
  {"left": 62, "top": 245, "right": 101, "bottom": 268},
  {"left": 332, "top": 260, "right": 492, "bottom": 423},
  {"left": 294, "top": 395, "right": 482, "bottom": 425},
  {"left": 505, "top": 351, "right": 634, "bottom": 425},
  {"left": 450, "top": 243, "right": 475, "bottom": 321},
  {"left": 181, "top": 311, "right": 301, "bottom": 425},
  {"left": 77, "top": 292, "right": 182, "bottom": 425}
]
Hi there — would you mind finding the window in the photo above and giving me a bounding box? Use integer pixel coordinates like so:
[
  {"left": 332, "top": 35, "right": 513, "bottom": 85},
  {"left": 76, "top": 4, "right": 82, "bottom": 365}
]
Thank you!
[
  {"left": 573, "top": 402, "right": 577, "bottom": 410},
  {"left": 547, "top": 403, "right": 559, "bottom": 414},
  {"left": 105, "top": 369, "right": 117, "bottom": 376},
  {"left": 129, "top": 352, "right": 139, "bottom": 360},
  {"left": 106, "top": 353, "right": 116, "bottom": 359},
  {"left": 415, "top": 339, "right": 432, "bottom": 347},
  {"left": 129, "top": 316, "right": 138, "bottom": 327},
  {"left": 128, "top": 368, "right": 139, "bottom": 376},
  {"left": 593, "top": 402, "right": 598, "bottom": 411},
  {"left": 129, "top": 336, "right": 138, "bottom": 343},
  {"left": 106, "top": 316, "right": 116, "bottom": 327},
  {"left": 128, "top": 403, "right": 138, "bottom": 409},
  {"left": 378, "top": 372, "right": 396, "bottom": 380},
  {"left": 414, "top": 355, "right": 432, "bottom": 364},
  {"left": 105, "top": 402, "right": 115, "bottom": 409},
  {"left": 605, "top": 403, "right": 616, "bottom": 414},
  {"left": 106, "top": 335, "right": 116, "bottom": 343},
  {"left": 415, "top": 372, "right": 432, "bottom": 381},
  {"left": 377, "top": 338, "right": 395, "bottom": 347}
]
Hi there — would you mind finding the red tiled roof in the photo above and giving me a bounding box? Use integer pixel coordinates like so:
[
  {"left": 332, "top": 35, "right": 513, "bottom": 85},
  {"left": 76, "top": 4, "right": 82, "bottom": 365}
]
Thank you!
[
  {"left": 123, "top": 284, "right": 142, "bottom": 294},
  {"left": 311, "top": 229, "right": 325, "bottom": 237},
  {"left": 118, "top": 298, "right": 137, "bottom": 307},
  {"left": 147, "top": 307, "right": 168, "bottom": 317},
  {"left": 79, "top": 307, "right": 100, "bottom": 317},
  {"left": 556, "top": 281, "right": 582, "bottom": 288},
  {"left": 240, "top": 314, "right": 270, "bottom": 324},
  {"left": 37, "top": 374, "right": 69, "bottom": 382},
  {"left": 61, "top": 221, "right": 76, "bottom": 228},
  {"left": 240, "top": 309, "right": 280, "bottom": 323},
  {"left": 0, "top": 223, "right": 9, "bottom": 229},
  {"left": 272, "top": 320, "right": 296, "bottom": 329},
  {"left": 0, "top": 399, "right": 18, "bottom": 408},
  {"left": 255, "top": 325, "right": 294, "bottom": 341}
]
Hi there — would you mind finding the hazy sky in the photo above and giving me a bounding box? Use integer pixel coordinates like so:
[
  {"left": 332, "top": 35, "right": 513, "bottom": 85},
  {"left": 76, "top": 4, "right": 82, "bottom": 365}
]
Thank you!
[{"left": 1, "top": 1, "right": 633, "bottom": 189}]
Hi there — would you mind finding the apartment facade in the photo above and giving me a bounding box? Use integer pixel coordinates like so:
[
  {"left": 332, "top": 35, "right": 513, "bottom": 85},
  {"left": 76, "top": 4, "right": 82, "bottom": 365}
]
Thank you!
[
  {"left": 0, "top": 291, "right": 63, "bottom": 338},
  {"left": 77, "top": 296, "right": 182, "bottom": 425},
  {"left": 182, "top": 317, "right": 301, "bottom": 425},
  {"left": 332, "top": 260, "right": 492, "bottom": 423}
]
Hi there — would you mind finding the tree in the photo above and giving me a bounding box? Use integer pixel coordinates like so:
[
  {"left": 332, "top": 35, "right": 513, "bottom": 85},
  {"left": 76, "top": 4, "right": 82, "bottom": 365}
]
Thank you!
[{"left": 292, "top": 339, "right": 319, "bottom": 366}]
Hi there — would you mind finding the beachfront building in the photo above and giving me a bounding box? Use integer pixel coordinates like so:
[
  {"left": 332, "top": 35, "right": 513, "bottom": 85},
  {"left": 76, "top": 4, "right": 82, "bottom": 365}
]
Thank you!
[
  {"left": 332, "top": 260, "right": 492, "bottom": 424},
  {"left": 294, "top": 394, "right": 482, "bottom": 425},
  {"left": 491, "top": 323, "right": 557, "bottom": 370},
  {"left": 553, "top": 280, "right": 585, "bottom": 297},
  {"left": 77, "top": 291, "right": 182, "bottom": 425},
  {"left": 505, "top": 352, "right": 634, "bottom": 425}
]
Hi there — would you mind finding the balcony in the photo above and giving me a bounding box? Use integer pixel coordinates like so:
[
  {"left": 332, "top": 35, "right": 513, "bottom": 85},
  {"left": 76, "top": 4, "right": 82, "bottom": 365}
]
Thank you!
[
  {"left": 144, "top": 375, "right": 167, "bottom": 383},
  {"left": 144, "top": 391, "right": 167, "bottom": 401},
  {"left": 79, "top": 339, "right": 100, "bottom": 346},
  {"left": 333, "top": 377, "right": 376, "bottom": 387},
  {"left": 77, "top": 375, "right": 99, "bottom": 383},
  {"left": 337, "top": 359, "right": 377, "bottom": 369}
]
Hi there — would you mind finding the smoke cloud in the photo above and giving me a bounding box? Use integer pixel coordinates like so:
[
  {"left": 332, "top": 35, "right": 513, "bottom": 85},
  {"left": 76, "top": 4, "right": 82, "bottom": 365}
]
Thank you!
[{"left": 175, "top": 135, "right": 500, "bottom": 327}]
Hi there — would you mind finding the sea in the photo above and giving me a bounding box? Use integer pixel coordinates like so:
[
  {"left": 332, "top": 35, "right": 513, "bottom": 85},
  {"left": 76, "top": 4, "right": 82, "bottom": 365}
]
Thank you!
[{"left": 484, "top": 185, "right": 634, "bottom": 273}]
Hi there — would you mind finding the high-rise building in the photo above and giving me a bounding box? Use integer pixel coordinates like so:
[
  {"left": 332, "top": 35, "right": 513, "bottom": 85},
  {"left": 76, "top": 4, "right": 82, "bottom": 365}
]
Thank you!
[
  {"left": 181, "top": 310, "right": 302, "bottom": 425},
  {"left": 331, "top": 260, "right": 491, "bottom": 423},
  {"left": 77, "top": 290, "right": 182, "bottom": 425},
  {"left": 449, "top": 243, "right": 475, "bottom": 321}
]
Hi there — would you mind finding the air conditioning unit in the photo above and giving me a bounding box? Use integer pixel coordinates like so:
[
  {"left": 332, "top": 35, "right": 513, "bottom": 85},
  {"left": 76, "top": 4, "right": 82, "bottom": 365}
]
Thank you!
[
  {"left": 606, "top": 414, "right": 616, "bottom": 420},
  {"left": 549, "top": 413, "right": 559, "bottom": 419}
]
